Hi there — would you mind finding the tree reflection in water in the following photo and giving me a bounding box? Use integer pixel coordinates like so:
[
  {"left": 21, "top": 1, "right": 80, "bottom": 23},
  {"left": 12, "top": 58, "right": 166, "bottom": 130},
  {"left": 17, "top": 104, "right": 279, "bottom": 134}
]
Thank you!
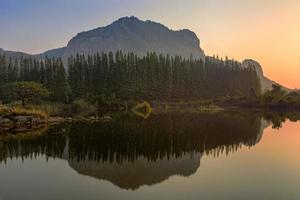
[{"left": 0, "top": 112, "right": 298, "bottom": 190}]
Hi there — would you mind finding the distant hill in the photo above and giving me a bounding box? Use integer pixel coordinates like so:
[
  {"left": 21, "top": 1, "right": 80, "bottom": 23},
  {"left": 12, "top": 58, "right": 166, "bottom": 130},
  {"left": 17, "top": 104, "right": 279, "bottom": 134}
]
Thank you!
[
  {"left": 0, "top": 48, "right": 31, "bottom": 59},
  {"left": 0, "top": 47, "right": 66, "bottom": 59},
  {"left": 37, "top": 47, "right": 66, "bottom": 59}
]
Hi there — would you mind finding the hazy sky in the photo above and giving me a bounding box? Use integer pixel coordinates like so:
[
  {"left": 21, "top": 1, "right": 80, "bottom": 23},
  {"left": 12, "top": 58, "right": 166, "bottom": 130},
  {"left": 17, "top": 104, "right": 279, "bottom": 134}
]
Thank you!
[{"left": 1, "top": 0, "right": 299, "bottom": 88}]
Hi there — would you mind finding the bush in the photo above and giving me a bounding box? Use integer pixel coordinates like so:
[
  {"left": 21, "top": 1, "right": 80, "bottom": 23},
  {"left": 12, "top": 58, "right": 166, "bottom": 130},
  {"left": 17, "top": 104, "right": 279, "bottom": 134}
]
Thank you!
[
  {"left": 71, "top": 99, "right": 97, "bottom": 117},
  {"left": 1, "top": 82, "right": 50, "bottom": 107}
]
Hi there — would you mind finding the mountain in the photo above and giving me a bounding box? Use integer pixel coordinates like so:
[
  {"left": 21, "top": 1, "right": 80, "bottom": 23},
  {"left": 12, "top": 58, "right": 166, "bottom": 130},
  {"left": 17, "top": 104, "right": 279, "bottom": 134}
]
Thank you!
[
  {"left": 0, "top": 47, "right": 66, "bottom": 59},
  {"left": 0, "top": 48, "right": 31, "bottom": 59},
  {"left": 62, "top": 16, "right": 205, "bottom": 61},
  {"left": 37, "top": 47, "right": 66, "bottom": 59},
  {"left": 1, "top": 16, "right": 205, "bottom": 62}
]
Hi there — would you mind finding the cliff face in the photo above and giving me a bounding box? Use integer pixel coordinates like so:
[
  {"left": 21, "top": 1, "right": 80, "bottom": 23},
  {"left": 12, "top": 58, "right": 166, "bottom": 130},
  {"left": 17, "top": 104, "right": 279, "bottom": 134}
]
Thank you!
[
  {"left": 63, "top": 16, "right": 205, "bottom": 61},
  {"left": 242, "top": 59, "right": 289, "bottom": 92}
]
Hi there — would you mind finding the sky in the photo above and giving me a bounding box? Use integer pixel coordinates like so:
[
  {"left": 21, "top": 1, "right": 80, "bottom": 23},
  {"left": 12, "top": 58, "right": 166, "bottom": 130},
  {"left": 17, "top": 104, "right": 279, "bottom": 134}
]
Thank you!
[{"left": 0, "top": 0, "right": 299, "bottom": 88}]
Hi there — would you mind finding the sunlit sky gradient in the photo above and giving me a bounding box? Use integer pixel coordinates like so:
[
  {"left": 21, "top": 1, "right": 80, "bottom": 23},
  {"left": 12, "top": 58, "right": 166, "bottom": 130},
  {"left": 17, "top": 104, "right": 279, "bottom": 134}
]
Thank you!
[{"left": 1, "top": 0, "right": 299, "bottom": 88}]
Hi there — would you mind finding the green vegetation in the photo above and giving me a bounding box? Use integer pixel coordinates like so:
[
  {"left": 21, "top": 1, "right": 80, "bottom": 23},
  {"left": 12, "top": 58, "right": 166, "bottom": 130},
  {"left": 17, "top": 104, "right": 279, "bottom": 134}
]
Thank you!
[
  {"left": 1, "top": 82, "right": 50, "bottom": 107},
  {"left": 68, "top": 52, "right": 261, "bottom": 100},
  {"left": 0, "top": 52, "right": 260, "bottom": 103},
  {"left": 219, "top": 84, "right": 300, "bottom": 110},
  {"left": 0, "top": 55, "right": 70, "bottom": 103},
  {"left": 0, "top": 52, "right": 299, "bottom": 115},
  {"left": 71, "top": 99, "right": 98, "bottom": 118},
  {"left": 260, "top": 84, "right": 300, "bottom": 109}
]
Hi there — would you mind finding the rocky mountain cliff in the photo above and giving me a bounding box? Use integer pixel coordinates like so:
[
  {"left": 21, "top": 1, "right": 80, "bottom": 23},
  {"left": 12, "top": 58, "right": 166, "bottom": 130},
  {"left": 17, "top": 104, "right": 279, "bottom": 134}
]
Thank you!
[
  {"left": 242, "top": 59, "right": 289, "bottom": 92},
  {"left": 62, "top": 16, "right": 205, "bottom": 61}
]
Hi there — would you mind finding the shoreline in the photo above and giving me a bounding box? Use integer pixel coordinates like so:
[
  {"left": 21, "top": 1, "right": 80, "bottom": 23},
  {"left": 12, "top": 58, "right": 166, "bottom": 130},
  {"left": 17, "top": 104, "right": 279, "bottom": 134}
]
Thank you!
[{"left": 1, "top": 102, "right": 300, "bottom": 135}]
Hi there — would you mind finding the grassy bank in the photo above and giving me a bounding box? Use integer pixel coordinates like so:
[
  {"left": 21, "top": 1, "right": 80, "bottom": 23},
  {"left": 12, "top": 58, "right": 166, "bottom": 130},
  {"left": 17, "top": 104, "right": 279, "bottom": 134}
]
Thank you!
[{"left": 0, "top": 105, "right": 47, "bottom": 120}]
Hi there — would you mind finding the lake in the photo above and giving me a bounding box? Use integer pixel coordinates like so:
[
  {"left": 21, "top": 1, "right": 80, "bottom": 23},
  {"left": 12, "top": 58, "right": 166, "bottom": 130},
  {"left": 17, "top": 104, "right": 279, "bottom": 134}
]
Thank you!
[{"left": 0, "top": 112, "right": 299, "bottom": 200}]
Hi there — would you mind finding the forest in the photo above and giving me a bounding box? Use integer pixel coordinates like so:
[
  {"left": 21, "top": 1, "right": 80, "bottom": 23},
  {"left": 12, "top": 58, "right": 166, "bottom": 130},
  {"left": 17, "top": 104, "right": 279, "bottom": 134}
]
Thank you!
[{"left": 0, "top": 52, "right": 261, "bottom": 104}]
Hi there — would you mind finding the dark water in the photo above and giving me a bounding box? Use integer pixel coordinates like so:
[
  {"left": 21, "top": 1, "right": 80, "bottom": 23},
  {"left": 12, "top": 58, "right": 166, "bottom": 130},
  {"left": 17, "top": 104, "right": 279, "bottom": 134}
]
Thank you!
[{"left": 0, "top": 112, "right": 299, "bottom": 200}]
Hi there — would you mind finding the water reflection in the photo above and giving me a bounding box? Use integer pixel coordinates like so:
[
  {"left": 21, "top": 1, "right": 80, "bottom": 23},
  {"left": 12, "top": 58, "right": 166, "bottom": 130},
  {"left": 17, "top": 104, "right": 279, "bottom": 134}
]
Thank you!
[
  {"left": 69, "top": 154, "right": 201, "bottom": 190},
  {"left": 0, "top": 112, "right": 297, "bottom": 190}
]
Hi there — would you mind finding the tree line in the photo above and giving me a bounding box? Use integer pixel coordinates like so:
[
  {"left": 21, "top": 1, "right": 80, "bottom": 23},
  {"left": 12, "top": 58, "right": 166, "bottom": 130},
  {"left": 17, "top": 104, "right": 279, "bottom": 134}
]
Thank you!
[
  {"left": 0, "top": 52, "right": 261, "bottom": 103},
  {"left": 68, "top": 52, "right": 261, "bottom": 100},
  {"left": 0, "top": 54, "right": 70, "bottom": 103}
]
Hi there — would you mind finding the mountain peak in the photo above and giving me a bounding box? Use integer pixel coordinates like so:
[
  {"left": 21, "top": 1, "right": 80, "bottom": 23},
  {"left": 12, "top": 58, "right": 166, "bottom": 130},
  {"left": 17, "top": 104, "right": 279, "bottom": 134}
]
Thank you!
[
  {"left": 111, "top": 16, "right": 170, "bottom": 32},
  {"left": 116, "top": 16, "right": 140, "bottom": 22}
]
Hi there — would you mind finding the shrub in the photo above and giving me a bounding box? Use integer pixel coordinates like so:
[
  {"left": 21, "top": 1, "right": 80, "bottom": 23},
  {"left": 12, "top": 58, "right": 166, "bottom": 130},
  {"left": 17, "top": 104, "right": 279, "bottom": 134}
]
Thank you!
[{"left": 71, "top": 99, "right": 97, "bottom": 117}]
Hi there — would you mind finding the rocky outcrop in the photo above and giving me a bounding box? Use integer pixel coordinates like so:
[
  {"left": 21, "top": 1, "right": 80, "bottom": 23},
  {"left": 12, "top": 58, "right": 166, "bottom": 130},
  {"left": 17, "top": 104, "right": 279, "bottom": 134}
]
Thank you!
[
  {"left": 242, "top": 59, "right": 290, "bottom": 93},
  {"left": 0, "top": 106, "right": 47, "bottom": 134},
  {"left": 63, "top": 16, "right": 205, "bottom": 62}
]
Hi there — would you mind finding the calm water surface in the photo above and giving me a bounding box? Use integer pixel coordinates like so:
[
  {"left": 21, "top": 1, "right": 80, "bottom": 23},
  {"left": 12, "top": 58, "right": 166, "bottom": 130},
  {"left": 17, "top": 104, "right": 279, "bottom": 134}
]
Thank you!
[{"left": 0, "top": 112, "right": 299, "bottom": 200}]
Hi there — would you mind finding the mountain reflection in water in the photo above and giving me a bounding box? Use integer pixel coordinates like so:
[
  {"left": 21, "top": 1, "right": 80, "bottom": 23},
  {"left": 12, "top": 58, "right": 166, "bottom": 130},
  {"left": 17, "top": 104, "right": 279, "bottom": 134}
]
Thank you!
[{"left": 0, "top": 112, "right": 274, "bottom": 190}]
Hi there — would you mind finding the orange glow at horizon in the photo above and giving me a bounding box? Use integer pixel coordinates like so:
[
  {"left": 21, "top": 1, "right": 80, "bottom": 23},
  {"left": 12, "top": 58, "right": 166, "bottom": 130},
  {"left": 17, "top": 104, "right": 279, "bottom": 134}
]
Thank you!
[
  {"left": 195, "top": 1, "right": 300, "bottom": 89},
  {"left": 162, "top": 0, "right": 300, "bottom": 89}
]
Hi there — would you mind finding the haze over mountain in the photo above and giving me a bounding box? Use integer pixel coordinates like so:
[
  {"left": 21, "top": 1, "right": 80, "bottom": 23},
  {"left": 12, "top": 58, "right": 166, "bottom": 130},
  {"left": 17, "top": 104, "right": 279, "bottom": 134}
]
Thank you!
[{"left": 0, "top": 16, "right": 285, "bottom": 92}]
